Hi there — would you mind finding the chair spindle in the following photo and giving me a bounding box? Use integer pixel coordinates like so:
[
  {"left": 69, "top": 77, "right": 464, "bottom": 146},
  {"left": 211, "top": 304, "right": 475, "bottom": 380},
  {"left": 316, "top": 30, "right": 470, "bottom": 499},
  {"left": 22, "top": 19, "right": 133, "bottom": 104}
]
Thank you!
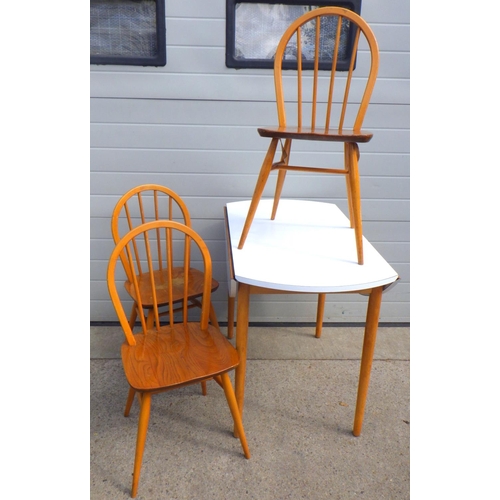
[
  {"left": 339, "top": 26, "right": 360, "bottom": 132},
  {"left": 311, "top": 19, "right": 320, "bottom": 130},
  {"left": 144, "top": 230, "right": 161, "bottom": 331},
  {"left": 325, "top": 15, "right": 343, "bottom": 131},
  {"left": 297, "top": 28, "right": 302, "bottom": 129}
]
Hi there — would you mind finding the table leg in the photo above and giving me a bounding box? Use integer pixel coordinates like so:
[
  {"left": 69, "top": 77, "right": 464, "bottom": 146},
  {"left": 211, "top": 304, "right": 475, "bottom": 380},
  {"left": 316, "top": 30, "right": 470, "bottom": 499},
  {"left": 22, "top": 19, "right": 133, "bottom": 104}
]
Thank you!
[
  {"left": 315, "top": 293, "right": 326, "bottom": 338},
  {"left": 234, "top": 282, "right": 250, "bottom": 435},
  {"left": 353, "top": 286, "right": 383, "bottom": 436}
]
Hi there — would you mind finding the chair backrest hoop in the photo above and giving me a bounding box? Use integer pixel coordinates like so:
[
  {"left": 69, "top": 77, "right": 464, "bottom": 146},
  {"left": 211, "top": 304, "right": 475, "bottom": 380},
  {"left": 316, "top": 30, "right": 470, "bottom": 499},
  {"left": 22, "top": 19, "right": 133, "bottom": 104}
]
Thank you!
[
  {"left": 111, "top": 184, "right": 192, "bottom": 244},
  {"left": 107, "top": 220, "right": 213, "bottom": 346},
  {"left": 273, "top": 7, "right": 379, "bottom": 133},
  {"left": 110, "top": 184, "right": 192, "bottom": 285}
]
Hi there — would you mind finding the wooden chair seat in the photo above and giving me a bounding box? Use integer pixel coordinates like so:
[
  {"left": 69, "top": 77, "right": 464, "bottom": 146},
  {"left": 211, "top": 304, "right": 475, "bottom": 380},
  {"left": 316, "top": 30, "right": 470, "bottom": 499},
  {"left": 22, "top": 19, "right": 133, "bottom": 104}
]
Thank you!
[
  {"left": 258, "top": 126, "right": 373, "bottom": 143},
  {"left": 124, "top": 267, "right": 219, "bottom": 310},
  {"left": 121, "top": 324, "right": 239, "bottom": 392}
]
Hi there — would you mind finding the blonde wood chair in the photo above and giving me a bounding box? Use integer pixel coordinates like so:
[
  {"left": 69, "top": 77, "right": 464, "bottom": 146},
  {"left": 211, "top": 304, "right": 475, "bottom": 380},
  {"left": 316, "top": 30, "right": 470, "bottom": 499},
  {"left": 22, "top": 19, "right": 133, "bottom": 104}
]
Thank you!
[
  {"left": 237, "top": 7, "right": 380, "bottom": 265},
  {"left": 111, "top": 185, "right": 220, "bottom": 331},
  {"left": 107, "top": 220, "right": 250, "bottom": 498}
]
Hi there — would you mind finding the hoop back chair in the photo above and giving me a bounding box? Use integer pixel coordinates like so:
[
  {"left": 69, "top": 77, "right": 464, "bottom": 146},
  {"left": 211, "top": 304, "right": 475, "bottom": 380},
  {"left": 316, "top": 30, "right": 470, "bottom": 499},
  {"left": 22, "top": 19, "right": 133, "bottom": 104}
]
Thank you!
[
  {"left": 107, "top": 220, "right": 250, "bottom": 498},
  {"left": 111, "top": 184, "right": 220, "bottom": 331},
  {"left": 237, "top": 7, "right": 380, "bottom": 265}
]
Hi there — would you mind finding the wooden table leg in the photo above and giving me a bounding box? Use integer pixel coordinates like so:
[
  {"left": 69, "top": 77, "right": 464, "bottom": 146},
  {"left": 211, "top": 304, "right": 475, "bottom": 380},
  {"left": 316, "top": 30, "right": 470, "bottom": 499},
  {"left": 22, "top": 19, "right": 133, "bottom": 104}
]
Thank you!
[
  {"left": 353, "top": 286, "right": 383, "bottom": 436},
  {"left": 234, "top": 282, "right": 250, "bottom": 435},
  {"left": 315, "top": 293, "right": 326, "bottom": 338}
]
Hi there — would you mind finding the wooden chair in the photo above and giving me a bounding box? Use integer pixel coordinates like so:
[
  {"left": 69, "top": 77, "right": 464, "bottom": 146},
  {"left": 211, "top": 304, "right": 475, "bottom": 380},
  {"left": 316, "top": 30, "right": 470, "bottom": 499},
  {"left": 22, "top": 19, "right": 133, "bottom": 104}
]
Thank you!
[
  {"left": 237, "top": 7, "right": 380, "bottom": 266},
  {"left": 111, "top": 184, "right": 220, "bottom": 332},
  {"left": 107, "top": 220, "right": 250, "bottom": 498}
]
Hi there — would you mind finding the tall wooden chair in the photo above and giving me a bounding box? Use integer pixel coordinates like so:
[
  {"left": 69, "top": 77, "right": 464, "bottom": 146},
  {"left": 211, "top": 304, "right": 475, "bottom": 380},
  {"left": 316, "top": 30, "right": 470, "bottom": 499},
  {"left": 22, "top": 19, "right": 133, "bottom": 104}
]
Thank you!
[
  {"left": 107, "top": 220, "right": 250, "bottom": 498},
  {"left": 237, "top": 7, "right": 380, "bottom": 265}
]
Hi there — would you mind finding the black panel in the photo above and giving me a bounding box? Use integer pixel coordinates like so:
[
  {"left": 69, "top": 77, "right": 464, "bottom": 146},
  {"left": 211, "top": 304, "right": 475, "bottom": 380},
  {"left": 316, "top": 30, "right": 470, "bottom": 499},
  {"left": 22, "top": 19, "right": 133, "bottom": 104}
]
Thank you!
[
  {"left": 90, "top": 0, "right": 166, "bottom": 67},
  {"left": 226, "top": 0, "right": 362, "bottom": 71}
]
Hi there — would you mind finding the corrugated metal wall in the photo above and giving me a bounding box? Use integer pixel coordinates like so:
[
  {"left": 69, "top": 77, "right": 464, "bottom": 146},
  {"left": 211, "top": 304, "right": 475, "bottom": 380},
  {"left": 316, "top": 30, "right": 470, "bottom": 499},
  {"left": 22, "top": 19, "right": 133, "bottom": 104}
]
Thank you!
[{"left": 90, "top": 0, "right": 410, "bottom": 323}]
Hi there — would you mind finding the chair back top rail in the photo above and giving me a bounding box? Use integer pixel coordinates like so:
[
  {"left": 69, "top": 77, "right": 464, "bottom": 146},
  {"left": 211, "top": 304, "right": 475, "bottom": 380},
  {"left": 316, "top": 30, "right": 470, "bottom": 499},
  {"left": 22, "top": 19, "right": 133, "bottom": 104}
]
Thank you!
[
  {"left": 274, "top": 7, "right": 379, "bottom": 134},
  {"left": 111, "top": 184, "right": 192, "bottom": 282}
]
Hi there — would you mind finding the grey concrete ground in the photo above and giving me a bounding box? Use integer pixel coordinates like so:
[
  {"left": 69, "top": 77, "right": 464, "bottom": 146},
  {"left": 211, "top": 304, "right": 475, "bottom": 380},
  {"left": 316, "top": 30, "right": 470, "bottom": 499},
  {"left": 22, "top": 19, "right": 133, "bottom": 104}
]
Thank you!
[{"left": 90, "top": 325, "right": 409, "bottom": 500}]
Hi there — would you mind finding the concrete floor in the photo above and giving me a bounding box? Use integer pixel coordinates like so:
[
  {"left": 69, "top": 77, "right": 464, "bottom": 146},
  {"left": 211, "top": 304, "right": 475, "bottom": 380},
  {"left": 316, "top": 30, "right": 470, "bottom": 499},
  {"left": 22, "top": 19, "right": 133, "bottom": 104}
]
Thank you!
[{"left": 90, "top": 325, "right": 409, "bottom": 500}]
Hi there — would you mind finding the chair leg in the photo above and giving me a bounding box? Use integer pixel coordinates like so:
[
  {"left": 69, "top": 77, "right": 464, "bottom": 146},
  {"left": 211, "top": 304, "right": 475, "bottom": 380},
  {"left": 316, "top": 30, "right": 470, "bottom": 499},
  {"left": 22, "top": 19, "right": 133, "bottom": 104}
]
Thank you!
[
  {"left": 209, "top": 302, "right": 220, "bottom": 329},
  {"left": 146, "top": 309, "right": 155, "bottom": 330},
  {"left": 271, "top": 170, "right": 287, "bottom": 220},
  {"left": 346, "top": 143, "right": 364, "bottom": 265},
  {"left": 203, "top": 303, "right": 222, "bottom": 395},
  {"left": 315, "top": 293, "right": 326, "bottom": 338},
  {"left": 344, "top": 145, "right": 354, "bottom": 228},
  {"left": 238, "top": 138, "right": 279, "bottom": 249},
  {"left": 124, "top": 387, "right": 136, "bottom": 417},
  {"left": 271, "top": 139, "right": 292, "bottom": 220},
  {"left": 131, "top": 392, "right": 152, "bottom": 499},
  {"left": 128, "top": 303, "right": 138, "bottom": 330},
  {"left": 227, "top": 295, "right": 235, "bottom": 339},
  {"left": 220, "top": 372, "right": 251, "bottom": 459}
]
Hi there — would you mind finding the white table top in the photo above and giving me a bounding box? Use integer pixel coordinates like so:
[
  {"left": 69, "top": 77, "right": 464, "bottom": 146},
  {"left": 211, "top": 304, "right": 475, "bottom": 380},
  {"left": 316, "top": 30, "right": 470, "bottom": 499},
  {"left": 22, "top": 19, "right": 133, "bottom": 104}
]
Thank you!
[{"left": 225, "top": 199, "right": 399, "bottom": 294}]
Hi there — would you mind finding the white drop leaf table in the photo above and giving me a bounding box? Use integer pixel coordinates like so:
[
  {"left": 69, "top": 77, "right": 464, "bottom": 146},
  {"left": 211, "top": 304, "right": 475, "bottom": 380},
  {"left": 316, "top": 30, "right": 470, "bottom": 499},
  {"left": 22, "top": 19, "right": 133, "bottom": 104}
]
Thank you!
[{"left": 224, "top": 199, "right": 399, "bottom": 436}]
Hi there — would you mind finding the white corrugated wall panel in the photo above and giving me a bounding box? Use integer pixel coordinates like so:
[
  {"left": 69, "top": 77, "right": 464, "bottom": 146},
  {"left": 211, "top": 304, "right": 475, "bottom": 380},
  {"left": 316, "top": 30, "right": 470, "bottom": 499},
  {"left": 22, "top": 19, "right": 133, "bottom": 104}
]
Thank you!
[{"left": 90, "top": 0, "right": 410, "bottom": 323}]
